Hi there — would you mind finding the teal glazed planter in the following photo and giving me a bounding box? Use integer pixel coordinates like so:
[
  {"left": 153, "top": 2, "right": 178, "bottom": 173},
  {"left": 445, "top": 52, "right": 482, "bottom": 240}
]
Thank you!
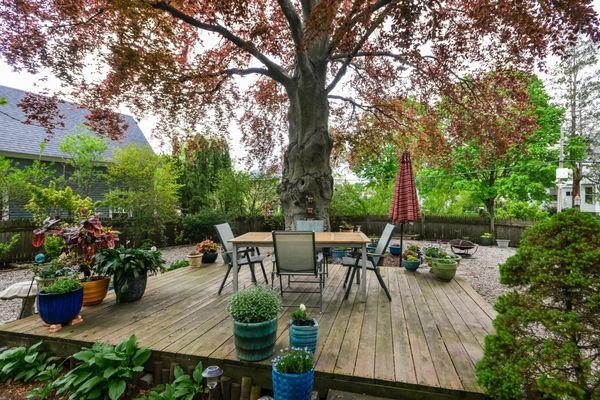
[
  {"left": 233, "top": 318, "right": 277, "bottom": 361},
  {"left": 389, "top": 245, "right": 402, "bottom": 256},
  {"left": 402, "top": 259, "right": 420, "bottom": 271},
  {"left": 289, "top": 318, "right": 318, "bottom": 353},
  {"left": 480, "top": 236, "right": 493, "bottom": 246},
  {"left": 272, "top": 366, "right": 314, "bottom": 400}
]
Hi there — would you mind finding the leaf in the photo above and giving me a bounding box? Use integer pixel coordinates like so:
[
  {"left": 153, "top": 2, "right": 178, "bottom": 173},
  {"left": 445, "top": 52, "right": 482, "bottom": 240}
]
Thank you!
[
  {"left": 132, "top": 348, "right": 151, "bottom": 366},
  {"left": 24, "top": 353, "right": 37, "bottom": 364},
  {"left": 108, "top": 379, "right": 127, "bottom": 400},
  {"left": 73, "top": 350, "right": 95, "bottom": 362},
  {"left": 173, "top": 365, "right": 184, "bottom": 379},
  {"left": 192, "top": 363, "right": 203, "bottom": 383}
]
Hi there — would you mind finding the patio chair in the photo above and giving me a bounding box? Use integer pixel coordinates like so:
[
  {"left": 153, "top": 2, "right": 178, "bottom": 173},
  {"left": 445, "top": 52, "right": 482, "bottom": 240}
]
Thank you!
[
  {"left": 341, "top": 223, "right": 395, "bottom": 301},
  {"left": 215, "top": 223, "right": 269, "bottom": 294},
  {"left": 294, "top": 219, "right": 329, "bottom": 276},
  {"left": 271, "top": 231, "right": 325, "bottom": 312}
]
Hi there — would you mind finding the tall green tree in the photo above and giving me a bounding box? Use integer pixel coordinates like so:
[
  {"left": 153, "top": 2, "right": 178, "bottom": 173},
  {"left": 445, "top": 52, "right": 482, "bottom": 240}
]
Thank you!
[
  {"left": 553, "top": 36, "right": 600, "bottom": 205},
  {"left": 174, "top": 134, "right": 232, "bottom": 214},
  {"left": 59, "top": 126, "right": 109, "bottom": 197}
]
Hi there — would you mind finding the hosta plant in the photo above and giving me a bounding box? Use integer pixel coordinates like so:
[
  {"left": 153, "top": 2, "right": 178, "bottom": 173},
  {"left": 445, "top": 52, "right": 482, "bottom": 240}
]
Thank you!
[
  {"left": 53, "top": 335, "right": 151, "bottom": 400},
  {"left": 135, "top": 362, "right": 207, "bottom": 400},
  {"left": 0, "top": 342, "right": 59, "bottom": 383}
]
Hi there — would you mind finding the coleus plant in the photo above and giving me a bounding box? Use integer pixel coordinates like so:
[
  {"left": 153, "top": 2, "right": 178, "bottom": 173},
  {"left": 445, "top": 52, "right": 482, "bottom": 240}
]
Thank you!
[{"left": 32, "top": 210, "right": 119, "bottom": 278}]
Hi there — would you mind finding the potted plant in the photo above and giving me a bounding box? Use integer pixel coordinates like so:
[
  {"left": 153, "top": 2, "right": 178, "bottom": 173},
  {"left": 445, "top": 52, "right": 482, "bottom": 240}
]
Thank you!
[
  {"left": 227, "top": 285, "right": 281, "bottom": 362},
  {"left": 389, "top": 244, "right": 402, "bottom": 256},
  {"left": 289, "top": 304, "right": 318, "bottom": 353},
  {"left": 331, "top": 247, "right": 349, "bottom": 261},
  {"left": 95, "top": 247, "right": 165, "bottom": 303},
  {"left": 496, "top": 238, "right": 510, "bottom": 248},
  {"left": 187, "top": 249, "right": 202, "bottom": 268},
  {"left": 402, "top": 244, "right": 421, "bottom": 271},
  {"left": 480, "top": 232, "right": 493, "bottom": 246},
  {"left": 423, "top": 246, "right": 460, "bottom": 281},
  {"left": 339, "top": 220, "right": 353, "bottom": 232},
  {"left": 32, "top": 212, "right": 119, "bottom": 306},
  {"left": 32, "top": 257, "right": 78, "bottom": 291},
  {"left": 37, "top": 277, "right": 83, "bottom": 328},
  {"left": 197, "top": 240, "right": 220, "bottom": 264},
  {"left": 272, "top": 348, "right": 314, "bottom": 400}
]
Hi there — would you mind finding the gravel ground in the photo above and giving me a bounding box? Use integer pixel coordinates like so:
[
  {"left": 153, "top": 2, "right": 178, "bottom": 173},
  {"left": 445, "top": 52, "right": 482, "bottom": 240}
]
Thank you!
[
  {"left": 0, "top": 241, "right": 514, "bottom": 323},
  {"left": 383, "top": 239, "right": 515, "bottom": 304}
]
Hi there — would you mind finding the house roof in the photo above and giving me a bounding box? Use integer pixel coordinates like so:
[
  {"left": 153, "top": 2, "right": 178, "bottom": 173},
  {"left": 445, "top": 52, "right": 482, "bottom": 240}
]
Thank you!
[{"left": 0, "top": 85, "right": 152, "bottom": 162}]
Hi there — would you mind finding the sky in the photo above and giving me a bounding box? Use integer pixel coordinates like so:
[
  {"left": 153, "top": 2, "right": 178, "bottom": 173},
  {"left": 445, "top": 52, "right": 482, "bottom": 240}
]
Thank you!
[{"left": 0, "top": 1, "right": 598, "bottom": 171}]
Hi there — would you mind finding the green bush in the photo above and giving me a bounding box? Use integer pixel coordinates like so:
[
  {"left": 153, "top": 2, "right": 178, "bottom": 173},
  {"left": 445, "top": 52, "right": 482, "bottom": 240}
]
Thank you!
[
  {"left": 53, "top": 335, "right": 151, "bottom": 400},
  {"left": 476, "top": 209, "right": 600, "bottom": 400},
  {"left": 0, "top": 342, "right": 59, "bottom": 383},
  {"left": 0, "top": 234, "right": 19, "bottom": 259},
  {"left": 273, "top": 348, "right": 314, "bottom": 374},
  {"left": 42, "top": 235, "right": 64, "bottom": 261},
  {"left": 181, "top": 209, "right": 227, "bottom": 243},
  {"left": 227, "top": 285, "right": 282, "bottom": 323}
]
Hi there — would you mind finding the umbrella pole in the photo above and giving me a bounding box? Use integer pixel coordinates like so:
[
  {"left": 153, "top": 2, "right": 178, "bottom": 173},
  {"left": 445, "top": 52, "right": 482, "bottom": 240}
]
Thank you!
[{"left": 399, "top": 223, "right": 404, "bottom": 268}]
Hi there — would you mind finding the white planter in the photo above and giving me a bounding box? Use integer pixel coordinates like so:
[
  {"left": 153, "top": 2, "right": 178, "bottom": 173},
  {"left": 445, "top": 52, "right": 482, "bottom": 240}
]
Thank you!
[{"left": 496, "top": 239, "right": 510, "bottom": 248}]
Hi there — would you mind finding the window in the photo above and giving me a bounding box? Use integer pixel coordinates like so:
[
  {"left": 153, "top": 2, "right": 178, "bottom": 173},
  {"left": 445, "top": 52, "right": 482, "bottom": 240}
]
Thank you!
[
  {"left": 584, "top": 186, "right": 594, "bottom": 205},
  {"left": 565, "top": 191, "right": 572, "bottom": 196}
]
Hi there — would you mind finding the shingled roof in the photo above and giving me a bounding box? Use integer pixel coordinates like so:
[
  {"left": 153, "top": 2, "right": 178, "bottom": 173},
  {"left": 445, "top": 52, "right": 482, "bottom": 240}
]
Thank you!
[{"left": 0, "top": 85, "right": 151, "bottom": 161}]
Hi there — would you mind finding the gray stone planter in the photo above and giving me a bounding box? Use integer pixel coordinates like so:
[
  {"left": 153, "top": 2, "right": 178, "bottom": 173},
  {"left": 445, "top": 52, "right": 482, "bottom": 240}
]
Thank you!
[{"left": 496, "top": 239, "right": 510, "bottom": 248}]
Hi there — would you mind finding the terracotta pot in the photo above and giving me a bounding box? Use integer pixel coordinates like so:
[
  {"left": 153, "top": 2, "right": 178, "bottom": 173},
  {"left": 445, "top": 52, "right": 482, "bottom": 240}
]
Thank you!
[
  {"left": 81, "top": 276, "right": 110, "bottom": 306},
  {"left": 188, "top": 254, "right": 202, "bottom": 268}
]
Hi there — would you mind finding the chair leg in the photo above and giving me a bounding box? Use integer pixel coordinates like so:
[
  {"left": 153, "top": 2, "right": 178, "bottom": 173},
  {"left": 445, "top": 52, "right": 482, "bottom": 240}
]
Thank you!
[
  {"left": 287, "top": 276, "right": 291, "bottom": 287},
  {"left": 343, "top": 267, "right": 352, "bottom": 288},
  {"left": 279, "top": 275, "right": 284, "bottom": 297},
  {"left": 218, "top": 265, "right": 232, "bottom": 295},
  {"left": 260, "top": 262, "right": 268, "bottom": 284},
  {"left": 271, "top": 271, "right": 275, "bottom": 289},
  {"left": 249, "top": 264, "right": 257, "bottom": 284},
  {"left": 319, "top": 273, "right": 324, "bottom": 313},
  {"left": 374, "top": 268, "right": 392, "bottom": 301},
  {"left": 344, "top": 268, "right": 357, "bottom": 300},
  {"left": 356, "top": 267, "right": 360, "bottom": 285}
]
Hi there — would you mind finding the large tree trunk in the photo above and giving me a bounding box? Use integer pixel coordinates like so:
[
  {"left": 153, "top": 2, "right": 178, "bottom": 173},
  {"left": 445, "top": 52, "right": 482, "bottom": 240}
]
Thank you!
[
  {"left": 280, "top": 66, "right": 333, "bottom": 230},
  {"left": 571, "top": 162, "right": 582, "bottom": 208}
]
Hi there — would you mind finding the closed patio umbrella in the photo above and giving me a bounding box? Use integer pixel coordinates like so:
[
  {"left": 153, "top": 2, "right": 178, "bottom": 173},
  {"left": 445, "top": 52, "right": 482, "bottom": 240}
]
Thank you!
[{"left": 389, "top": 150, "right": 421, "bottom": 265}]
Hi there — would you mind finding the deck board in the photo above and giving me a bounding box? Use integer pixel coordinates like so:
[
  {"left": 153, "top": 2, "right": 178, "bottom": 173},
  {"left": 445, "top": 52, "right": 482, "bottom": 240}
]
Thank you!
[{"left": 0, "top": 259, "right": 494, "bottom": 399}]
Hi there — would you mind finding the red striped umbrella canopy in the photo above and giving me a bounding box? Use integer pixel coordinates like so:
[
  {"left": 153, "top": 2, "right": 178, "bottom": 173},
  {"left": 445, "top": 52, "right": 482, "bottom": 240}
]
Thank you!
[{"left": 389, "top": 150, "right": 420, "bottom": 224}]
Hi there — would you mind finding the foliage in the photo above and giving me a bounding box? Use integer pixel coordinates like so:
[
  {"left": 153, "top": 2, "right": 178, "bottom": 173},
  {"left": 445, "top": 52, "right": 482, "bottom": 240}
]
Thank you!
[
  {"left": 423, "top": 246, "right": 452, "bottom": 259},
  {"left": 164, "top": 259, "right": 189, "bottom": 272},
  {"left": 227, "top": 285, "right": 282, "bottom": 324},
  {"left": 195, "top": 240, "right": 219, "bottom": 254},
  {"left": 212, "top": 169, "right": 279, "bottom": 218},
  {"left": 95, "top": 247, "right": 165, "bottom": 300},
  {"left": 42, "top": 234, "right": 64, "bottom": 261},
  {"left": 0, "top": 234, "right": 19, "bottom": 259},
  {"left": 0, "top": 342, "right": 59, "bottom": 383},
  {"left": 174, "top": 133, "right": 232, "bottom": 214},
  {"left": 402, "top": 245, "right": 420, "bottom": 261},
  {"left": 42, "top": 277, "right": 82, "bottom": 295},
  {"left": 135, "top": 362, "right": 207, "bottom": 400},
  {"left": 273, "top": 348, "right": 314, "bottom": 375},
  {"left": 25, "top": 363, "right": 63, "bottom": 400},
  {"left": 26, "top": 183, "right": 97, "bottom": 224},
  {"left": 495, "top": 200, "right": 550, "bottom": 221},
  {"left": 481, "top": 233, "right": 492, "bottom": 238},
  {"left": 330, "top": 182, "right": 393, "bottom": 217},
  {"left": 59, "top": 127, "right": 108, "bottom": 197},
  {"left": 180, "top": 209, "right": 227, "bottom": 244},
  {"left": 32, "top": 258, "right": 77, "bottom": 279},
  {"left": 476, "top": 209, "right": 600, "bottom": 400},
  {"left": 53, "top": 335, "right": 151, "bottom": 400},
  {"left": 105, "top": 145, "right": 180, "bottom": 246},
  {"left": 32, "top": 214, "right": 119, "bottom": 278},
  {"left": 290, "top": 304, "right": 313, "bottom": 326}
]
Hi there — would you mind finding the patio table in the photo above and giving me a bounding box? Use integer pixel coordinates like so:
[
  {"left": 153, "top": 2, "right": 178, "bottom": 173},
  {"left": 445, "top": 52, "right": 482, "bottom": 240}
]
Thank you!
[{"left": 229, "top": 231, "right": 371, "bottom": 302}]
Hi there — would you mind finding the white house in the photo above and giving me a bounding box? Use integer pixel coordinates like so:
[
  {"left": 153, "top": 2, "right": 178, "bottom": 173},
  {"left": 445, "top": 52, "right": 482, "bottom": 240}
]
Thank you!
[{"left": 547, "top": 164, "right": 599, "bottom": 214}]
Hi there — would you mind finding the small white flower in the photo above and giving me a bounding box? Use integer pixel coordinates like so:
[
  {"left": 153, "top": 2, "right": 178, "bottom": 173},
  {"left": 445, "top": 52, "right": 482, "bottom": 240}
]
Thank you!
[
  {"left": 150, "top": 246, "right": 157, "bottom": 252},
  {"left": 299, "top": 304, "right": 306, "bottom": 312}
]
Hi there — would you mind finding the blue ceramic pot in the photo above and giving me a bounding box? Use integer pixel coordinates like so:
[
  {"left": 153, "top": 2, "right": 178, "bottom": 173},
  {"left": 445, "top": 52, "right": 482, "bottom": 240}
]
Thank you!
[
  {"left": 38, "top": 288, "right": 83, "bottom": 326},
  {"left": 272, "top": 366, "right": 314, "bottom": 400},
  {"left": 389, "top": 245, "right": 402, "bottom": 256},
  {"left": 366, "top": 243, "right": 377, "bottom": 252},
  {"left": 233, "top": 318, "right": 277, "bottom": 361},
  {"left": 480, "top": 236, "right": 493, "bottom": 246},
  {"left": 330, "top": 249, "right": 347, "bottom": 260},
  {"left": 402, "top": 259, "right": 420, "bottom": 271},
  {"left": 289, "top": 318, "right": 318, "bottom": 353}
]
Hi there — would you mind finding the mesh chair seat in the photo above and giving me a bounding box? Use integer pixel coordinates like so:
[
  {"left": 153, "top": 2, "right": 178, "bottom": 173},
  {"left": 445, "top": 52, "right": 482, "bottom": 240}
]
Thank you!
[{"left": 341, "top": 256, "right": 375, "bottom": 269}]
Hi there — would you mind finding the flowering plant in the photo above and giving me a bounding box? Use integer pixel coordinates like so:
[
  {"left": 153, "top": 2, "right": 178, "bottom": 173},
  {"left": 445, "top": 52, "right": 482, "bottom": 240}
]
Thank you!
[
  {"left": 481, "top": 232, "right": 493, "bottom": 238},
  {"left": 196, "top": 240, "right": 219, "bottom": 254},
  {"left": 402, "top": 244, "right": 421, "bottom": 261},
  {"left": 272, "top": 348, "right": 314, "bottom": 375},
  {"left": 290, "top": 304, "right": 314, "bottom": 326}
]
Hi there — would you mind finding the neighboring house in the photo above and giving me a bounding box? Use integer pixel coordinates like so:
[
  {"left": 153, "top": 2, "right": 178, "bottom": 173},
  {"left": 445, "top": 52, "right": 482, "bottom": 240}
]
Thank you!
[
  {"left": 547, "top": 163, "right": 600, "bottom": 214},
  {"left": 0, "top": 85, "right": 152, "bottom": 220}
]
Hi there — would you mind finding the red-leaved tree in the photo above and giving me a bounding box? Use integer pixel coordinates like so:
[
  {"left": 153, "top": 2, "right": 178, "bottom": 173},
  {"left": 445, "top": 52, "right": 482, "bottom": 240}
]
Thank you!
[{"left": 0, "top": 1, "right": 597, "bottom": 227}]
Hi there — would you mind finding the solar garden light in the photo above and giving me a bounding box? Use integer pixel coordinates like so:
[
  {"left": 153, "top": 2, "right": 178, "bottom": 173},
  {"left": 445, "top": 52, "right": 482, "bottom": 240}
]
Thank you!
[{"left": 202, "top": 365, "right": 223, "bottom": 390}]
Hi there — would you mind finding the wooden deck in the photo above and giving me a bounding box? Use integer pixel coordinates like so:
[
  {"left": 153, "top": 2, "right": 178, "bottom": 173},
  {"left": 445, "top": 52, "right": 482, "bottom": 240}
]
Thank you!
[{"left": 0, "top": 260, "right": 495, "bottom": 399}]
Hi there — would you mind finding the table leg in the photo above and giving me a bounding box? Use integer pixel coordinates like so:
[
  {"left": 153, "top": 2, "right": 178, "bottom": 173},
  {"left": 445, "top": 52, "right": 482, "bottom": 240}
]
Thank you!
[
  {"left": 360, "top": 243, "right": 367, "bottom": 301},
  {"left": 232, "top": 243, "right": 239, "bottom": 292}
]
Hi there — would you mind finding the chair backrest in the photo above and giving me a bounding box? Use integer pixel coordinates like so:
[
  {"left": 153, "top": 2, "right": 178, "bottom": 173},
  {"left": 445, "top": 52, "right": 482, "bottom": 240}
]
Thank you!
[
  {"left": 372, "top": 223, "right": 396, "bottom": 266},
  {"left": 214, "top": 223, "right": 235, "bottom": 263},
  {"left": 272, "top": 231, "right": 317, "bottom": 275},
  {"left": 295, "top": 220, "right": 325, "bottom": 232}
]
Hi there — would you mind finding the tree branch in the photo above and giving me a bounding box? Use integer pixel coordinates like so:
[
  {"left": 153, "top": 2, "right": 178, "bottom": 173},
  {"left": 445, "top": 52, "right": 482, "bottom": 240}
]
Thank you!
[
  {"left": 151, "top": 1, "right": 291, "bottom": 85},
  {"left": 276, "top": 0, "right": 311, "bottom": 73},
  {"left": 179, "top": 67, "right": 271, "bottom": 83}
]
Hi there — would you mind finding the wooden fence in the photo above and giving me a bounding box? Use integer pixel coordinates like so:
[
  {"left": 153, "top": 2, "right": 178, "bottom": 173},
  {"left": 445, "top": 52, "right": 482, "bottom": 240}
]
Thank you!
[{"left": 0, "top": 214, "right": 534, "bottom": 264}]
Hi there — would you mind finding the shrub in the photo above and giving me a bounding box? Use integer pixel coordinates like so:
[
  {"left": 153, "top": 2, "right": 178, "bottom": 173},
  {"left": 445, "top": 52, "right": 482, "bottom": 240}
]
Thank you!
[
  {"left": 181, "top": 209, "right": 227, "bottom": 243},
  {"left": 42, "top": 235, "right": 64, "bottom": 261},
  {"left": 136, "top": 361, "right": 207, "bottom": 400},
  {"left": 227, "top": 285, "right": 282, "bottom": 323},
  {"left": 273, "top": 348, "right": 314, "bottom": 374},
  {"left": 476, "top": 209, "right": 600, "bottom": 400},
  {"left": 43, "top": 278, "right": 82, "bottom": 294},
  {"left": 53, "top": 335, "right": 151, "bottom": 400},
  {"left": 0, "top": 342, "right": 59, "bottom": 383},
  {"left": 0, "top": 234, "right": 19, "bottom": 259}
]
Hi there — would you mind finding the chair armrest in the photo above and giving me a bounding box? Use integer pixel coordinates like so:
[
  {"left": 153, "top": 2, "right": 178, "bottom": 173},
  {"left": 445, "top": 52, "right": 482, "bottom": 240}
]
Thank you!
[{"left": 352, "top": 251, "right": 384, "bottom": 266}]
